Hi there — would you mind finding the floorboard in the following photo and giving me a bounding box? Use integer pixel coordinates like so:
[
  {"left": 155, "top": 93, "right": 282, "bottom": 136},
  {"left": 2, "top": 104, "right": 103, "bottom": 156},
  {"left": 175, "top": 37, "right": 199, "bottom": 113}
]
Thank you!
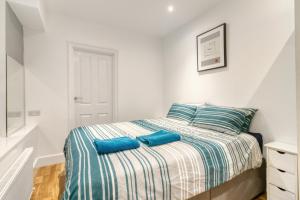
[
  {"left": 31, "top": 163, "right": 267, "bottom": 200},
  {"left": 31, "top": 163, "right": 65, "bottom": 200}
]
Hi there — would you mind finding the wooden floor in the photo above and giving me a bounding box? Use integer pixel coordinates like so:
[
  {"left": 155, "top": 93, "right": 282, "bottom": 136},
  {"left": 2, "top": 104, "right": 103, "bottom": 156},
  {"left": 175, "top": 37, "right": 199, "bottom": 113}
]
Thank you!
[
  {"left": 31, "top": 163, "right": 65, "bottom": 200},
  {"left": 31, "top": 163, "right": 267, "bottom": 200},
  {"left": 254, "top": 194, "right": 267, "bottom": 200}
]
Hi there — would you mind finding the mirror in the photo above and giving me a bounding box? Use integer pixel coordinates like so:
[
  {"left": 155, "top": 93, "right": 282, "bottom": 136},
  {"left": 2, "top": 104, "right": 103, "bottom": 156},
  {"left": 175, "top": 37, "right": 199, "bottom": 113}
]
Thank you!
[{"left": 6, "top": 55, "right": 25, "bottom": 135}]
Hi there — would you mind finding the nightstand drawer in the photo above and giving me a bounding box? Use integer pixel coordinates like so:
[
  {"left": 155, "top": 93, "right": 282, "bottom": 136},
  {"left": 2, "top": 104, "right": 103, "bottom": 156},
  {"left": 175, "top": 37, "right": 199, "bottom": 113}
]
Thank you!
[
  {"left": 268, "top": 149, "right": 297, "bottom": 174},
  {"left": 269, "top": 184, "right": 295, "bottom": 200},
  {"left": 269, "top": 167, "right": 296, "bottom": 193}
]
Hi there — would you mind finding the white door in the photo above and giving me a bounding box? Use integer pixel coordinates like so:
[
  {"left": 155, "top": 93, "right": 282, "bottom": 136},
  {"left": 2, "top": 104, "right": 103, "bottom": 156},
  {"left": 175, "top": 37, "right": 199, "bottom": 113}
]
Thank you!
[{"left": 72, "top": 50, "right": 113, "bottom": 127}]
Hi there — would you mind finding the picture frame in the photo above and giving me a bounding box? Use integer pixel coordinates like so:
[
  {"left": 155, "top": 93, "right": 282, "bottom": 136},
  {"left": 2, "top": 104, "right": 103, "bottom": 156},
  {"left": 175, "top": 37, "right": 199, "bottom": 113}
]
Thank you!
[{"left": 197, "top": 23, "right": 227, "bottom": 72}]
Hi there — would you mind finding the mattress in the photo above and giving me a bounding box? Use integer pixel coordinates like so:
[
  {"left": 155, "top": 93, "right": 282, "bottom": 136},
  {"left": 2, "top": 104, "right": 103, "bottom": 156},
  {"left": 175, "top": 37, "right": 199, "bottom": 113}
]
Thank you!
[
  {"left": 247, "top": 132, "right": 263, "bottom": 153},
  {"left": 62, "top": 118, "right": 263, "bottom": 200}
]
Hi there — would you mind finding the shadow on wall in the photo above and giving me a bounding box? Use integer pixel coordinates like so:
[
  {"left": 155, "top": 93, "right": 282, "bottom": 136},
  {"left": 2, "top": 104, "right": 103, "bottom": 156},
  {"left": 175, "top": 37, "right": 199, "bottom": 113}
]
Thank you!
[{"left": 248, "top": 32, "right": 297, "bottom": 145}]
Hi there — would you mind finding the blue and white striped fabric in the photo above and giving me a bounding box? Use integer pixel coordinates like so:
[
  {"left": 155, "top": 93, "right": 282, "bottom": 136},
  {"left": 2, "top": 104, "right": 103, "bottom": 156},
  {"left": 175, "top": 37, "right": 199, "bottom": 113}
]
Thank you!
[
  {"left": 167, "top": 103, "right": 197, "bottom": 123},
  {"left": 62, "top": 118, "right": 262, "bottom": 200},
  {"left": 241, "top": 108, "right": 257, "bottom": 132},
  {"left": 190, "top": 106, "right": 251, "bottom": 135},
  {"left": 205, "top": 104, "right": 257, "bottom": 133}
]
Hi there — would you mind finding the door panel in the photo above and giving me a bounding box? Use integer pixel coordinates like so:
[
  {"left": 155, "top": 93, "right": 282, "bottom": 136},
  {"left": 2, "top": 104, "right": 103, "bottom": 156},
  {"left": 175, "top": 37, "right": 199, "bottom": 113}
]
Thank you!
[
  {"left": 73, "top": 50, "right": 113, "bottom": 128},
  {"left": 96, "top": 57, "right": 110, "bottom": 103},
  {"left": 96, "top": 113, "right": 110, "bottom": 124},
  {"left": 79, "top": 114, "right": 93, "bottom": 125},
  {"left": 79, "top": 53, "right": 92, "bottom": 104}
]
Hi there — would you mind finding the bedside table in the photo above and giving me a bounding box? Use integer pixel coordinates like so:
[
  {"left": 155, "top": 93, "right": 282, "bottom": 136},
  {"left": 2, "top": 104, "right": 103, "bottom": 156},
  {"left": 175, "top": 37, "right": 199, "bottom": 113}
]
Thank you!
[{"left": 265, "top": 142, "right": 298, "bottom": 200}]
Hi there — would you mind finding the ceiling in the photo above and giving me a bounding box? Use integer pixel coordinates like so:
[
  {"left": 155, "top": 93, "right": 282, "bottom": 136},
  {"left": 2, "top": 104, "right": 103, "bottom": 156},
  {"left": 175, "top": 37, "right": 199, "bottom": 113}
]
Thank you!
[{"left": 43, "top": 0, "right": 222, "bottom": 36}]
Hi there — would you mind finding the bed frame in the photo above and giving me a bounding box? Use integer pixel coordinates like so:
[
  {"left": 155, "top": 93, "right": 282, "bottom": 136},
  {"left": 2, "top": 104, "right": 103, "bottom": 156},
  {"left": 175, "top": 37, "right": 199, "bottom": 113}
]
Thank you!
[
  {"left": 189, "top": 160, "right": 266, "bottom": 200},
  {"left": 59, "top": 161, "right": 266, "bottom": 200}
]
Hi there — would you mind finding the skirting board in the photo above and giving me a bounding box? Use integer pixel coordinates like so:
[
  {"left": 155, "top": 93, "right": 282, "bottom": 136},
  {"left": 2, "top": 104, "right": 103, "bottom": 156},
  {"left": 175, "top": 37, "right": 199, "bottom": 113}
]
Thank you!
[{"left": 34, "top": 153, "right": 65, "bottom": 168}]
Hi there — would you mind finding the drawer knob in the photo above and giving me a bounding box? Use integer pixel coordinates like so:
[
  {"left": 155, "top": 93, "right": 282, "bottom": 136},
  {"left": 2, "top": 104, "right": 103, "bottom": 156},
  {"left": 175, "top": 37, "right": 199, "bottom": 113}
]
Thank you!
[
  {"left": 277, "top": 186, "right": 286, "bottom": 192},
  {"left": 277, "top": 151, "right": 285, "bottom": 154},
  {"left": 277, "top": 169, "right": 286, "bottom": 173}
]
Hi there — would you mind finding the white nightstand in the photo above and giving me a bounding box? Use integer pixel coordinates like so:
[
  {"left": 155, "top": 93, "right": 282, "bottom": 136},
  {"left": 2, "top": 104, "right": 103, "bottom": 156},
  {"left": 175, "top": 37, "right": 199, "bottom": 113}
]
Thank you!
[{"left": 265, "top": 142, "right": 298, "bottom": 200}]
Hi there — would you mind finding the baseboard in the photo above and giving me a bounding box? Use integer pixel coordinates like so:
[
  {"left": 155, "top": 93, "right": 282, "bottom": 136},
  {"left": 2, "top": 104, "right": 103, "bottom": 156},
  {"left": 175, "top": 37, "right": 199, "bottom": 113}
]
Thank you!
[{"left": 33, "top": 153, "right": 65, "bottom": 168}]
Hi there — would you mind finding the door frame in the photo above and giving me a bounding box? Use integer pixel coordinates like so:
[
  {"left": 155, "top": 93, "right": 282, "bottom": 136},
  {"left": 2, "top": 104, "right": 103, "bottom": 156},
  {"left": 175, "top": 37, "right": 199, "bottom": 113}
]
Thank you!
[{"left": 67, "top": 42, "right": 118, "bottom": 131}]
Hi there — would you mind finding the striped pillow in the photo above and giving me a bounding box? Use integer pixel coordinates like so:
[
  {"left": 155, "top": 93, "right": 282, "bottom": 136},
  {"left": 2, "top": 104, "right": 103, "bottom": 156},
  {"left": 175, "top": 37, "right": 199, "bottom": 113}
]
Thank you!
[
  {"left": 205, "top": 104, "right": 257, "bottom": 132},
  {"left": 190, "top": 106, "right": 250, "bottom": 135},
  {"left": 241, "top": 108, "right": 257, "bottom": 132},
  {"left": 167, "top": 103, "right": 197, "bottom": 123}
]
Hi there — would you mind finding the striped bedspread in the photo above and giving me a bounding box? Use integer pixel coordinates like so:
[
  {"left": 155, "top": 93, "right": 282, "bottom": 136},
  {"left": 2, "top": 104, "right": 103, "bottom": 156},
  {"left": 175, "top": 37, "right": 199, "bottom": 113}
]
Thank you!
[{"left": 62, "top": 118, "right": 262, "bottom": 200}]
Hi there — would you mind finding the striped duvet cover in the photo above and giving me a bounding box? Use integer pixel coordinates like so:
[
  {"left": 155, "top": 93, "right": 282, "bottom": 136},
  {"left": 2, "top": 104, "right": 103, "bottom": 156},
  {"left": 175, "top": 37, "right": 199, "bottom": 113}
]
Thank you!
[{"left": 62, "top": 118, "right": 262, "bottom": 200}]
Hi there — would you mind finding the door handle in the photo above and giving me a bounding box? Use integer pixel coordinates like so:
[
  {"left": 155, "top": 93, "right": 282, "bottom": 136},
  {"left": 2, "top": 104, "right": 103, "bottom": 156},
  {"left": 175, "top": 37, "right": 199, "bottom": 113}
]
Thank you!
[
  {"left": 277, "top": 151, "right": 285, "bottom": 154},
  {"left": 276, "top": 186, "right": 286, "bottom": 192},
  {"left": 277, "top": 169, "right": 286, "bottom": 173}
]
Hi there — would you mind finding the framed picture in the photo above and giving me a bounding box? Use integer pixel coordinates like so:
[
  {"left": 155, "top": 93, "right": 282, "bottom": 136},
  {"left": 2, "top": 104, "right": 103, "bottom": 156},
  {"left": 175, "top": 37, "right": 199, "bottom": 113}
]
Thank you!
[{"left": 197, "top": 23, "right": 227, "bottom": 72}]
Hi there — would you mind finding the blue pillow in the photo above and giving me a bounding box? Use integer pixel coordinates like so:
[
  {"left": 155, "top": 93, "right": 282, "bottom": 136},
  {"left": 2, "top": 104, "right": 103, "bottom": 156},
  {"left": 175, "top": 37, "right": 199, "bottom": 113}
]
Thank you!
[
  {"left": 167, "top": 103, "right": 197, "bottom": 123},
  {"left": 190, "top": 106, "right": 250, "bottom": 135}
]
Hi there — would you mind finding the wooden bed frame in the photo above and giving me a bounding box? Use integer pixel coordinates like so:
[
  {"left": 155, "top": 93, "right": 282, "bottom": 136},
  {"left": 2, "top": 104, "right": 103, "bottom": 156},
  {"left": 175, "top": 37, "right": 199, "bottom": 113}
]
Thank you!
[{"left": 59, "top": 161, "right": 266, "bottom": 200}]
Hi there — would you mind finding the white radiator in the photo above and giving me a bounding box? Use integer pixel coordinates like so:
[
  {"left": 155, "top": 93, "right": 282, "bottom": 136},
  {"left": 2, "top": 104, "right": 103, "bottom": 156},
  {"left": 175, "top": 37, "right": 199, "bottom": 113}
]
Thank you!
[{"left": 0, "top": 147, "right": 34, "bottom": 200}]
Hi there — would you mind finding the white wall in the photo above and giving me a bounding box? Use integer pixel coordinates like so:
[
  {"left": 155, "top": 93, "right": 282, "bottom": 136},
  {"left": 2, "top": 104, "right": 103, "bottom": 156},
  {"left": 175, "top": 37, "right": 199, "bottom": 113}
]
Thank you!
[
  {"left": 163, "top": 0, "right": 297, "bottom": 145},
  {"left": 24, "top": 14, "right": 163, "bottom": 157},
  {"left": 0, "top": 0, "right": 6, "bottom": 136},
  {"left": 296, "top": 0, "right": 300, "bottom": 196}
]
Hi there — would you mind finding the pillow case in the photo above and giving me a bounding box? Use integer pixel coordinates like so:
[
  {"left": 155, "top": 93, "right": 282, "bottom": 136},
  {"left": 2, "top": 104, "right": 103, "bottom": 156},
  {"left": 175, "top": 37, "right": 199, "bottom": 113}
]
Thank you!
[
  {"left": 190, "top": 106, "right": 251, "bottom": 135},
  {"left": 205, "top": 103, "right": 257, "bottom": 132},
  {"left": 167, "top": 103, "right": 197, "bottom": 123},
  {"left": 240, "top": 108, "right": 257, "bottom": 132}
]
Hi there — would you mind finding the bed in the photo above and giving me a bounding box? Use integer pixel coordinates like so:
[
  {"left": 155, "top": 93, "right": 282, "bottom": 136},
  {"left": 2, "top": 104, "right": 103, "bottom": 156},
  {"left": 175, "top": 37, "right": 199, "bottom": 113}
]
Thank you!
[{"left": 62, "top": 118, "right": 264, "bottom": 200}]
